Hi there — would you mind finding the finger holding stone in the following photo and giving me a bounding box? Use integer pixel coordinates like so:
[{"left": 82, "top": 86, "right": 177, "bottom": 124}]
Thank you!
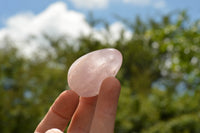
[
  {"left": 67, "top": 96, "right": 98, "bottom": 133},
  {"left": 35, "top": 90, "right": 79, "bottom": 133},
  {"left": 90, "top": 77, "right": 121, "bottom": 133}
]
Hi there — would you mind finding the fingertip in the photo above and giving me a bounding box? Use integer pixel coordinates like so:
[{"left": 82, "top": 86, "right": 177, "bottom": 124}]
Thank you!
[
  {"left": 100, "top": 77, "right": 121, "bottom": 95},
  {"left": 59, "top": 89, "right": 79, "bottom": 100},
  {"left": 51, "top": 90, "right": 79, "bottom": 119}
]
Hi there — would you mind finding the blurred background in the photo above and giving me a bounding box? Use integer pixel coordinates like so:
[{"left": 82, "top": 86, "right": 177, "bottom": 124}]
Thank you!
[{"left": 0, "top": 0, "right": 200, "bottom": 132}]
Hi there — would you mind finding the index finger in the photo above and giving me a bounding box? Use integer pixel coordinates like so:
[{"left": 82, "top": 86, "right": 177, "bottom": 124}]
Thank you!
[{"left": 35, "top": 90, "right": 79, "bottom": 133}]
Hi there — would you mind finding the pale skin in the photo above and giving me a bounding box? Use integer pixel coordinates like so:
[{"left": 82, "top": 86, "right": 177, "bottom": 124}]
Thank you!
[{"left": 35, "top": 77, "right": 121, "bottom": 133}]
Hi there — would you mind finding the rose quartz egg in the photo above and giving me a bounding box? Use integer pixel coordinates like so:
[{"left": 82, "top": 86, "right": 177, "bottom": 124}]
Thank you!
[{"left": 67, "top": 48, "right": 122, "bottom": 97}]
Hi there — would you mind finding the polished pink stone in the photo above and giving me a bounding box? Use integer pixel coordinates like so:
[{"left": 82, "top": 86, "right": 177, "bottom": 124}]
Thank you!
[{"left": 67, "top": 48, "right": 122, "bottom": 97}]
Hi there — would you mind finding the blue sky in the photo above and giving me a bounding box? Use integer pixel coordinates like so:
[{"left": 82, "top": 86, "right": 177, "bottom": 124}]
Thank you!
[
  {"left": 0, "top": 0, "right": 200, "bottom": 28},
  {"left": 0, "top": 0, "right": 200, "bottom": 57}
]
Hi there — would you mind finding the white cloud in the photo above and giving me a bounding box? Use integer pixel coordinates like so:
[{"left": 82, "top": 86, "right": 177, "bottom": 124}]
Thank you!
[
  {"left": 153, "top": 0, "right": 166, "bottom": 9},
  {"left": 123, "top": 0, "right": 166, "bottom": 8},
  {"left": 2, "top": 2, "right": 92, "bottom": 40},
  {"left": 123, "top": 0, "right": 150, "bottom": 6},
  {"left": 0, "top": 2, "right": 92, "bottom": 57},
  {"left": 69, "top": 0, "right": 108, "bottom": 9},
  {"left": 93, "top": 22, "right": 132, "bottom": 44},
  {"left": 0, "top": 2, "right": 131, "bottom": 58}
]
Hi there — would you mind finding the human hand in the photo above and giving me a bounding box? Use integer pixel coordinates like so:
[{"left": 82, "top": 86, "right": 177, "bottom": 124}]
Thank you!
[{"left": 35, "top": 77, "right": 121, "bottom": 133}]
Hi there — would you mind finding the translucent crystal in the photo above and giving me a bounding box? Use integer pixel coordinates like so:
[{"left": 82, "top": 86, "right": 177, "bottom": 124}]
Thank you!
[{"left": 67, "top": 48, "right": 122, "bottom": 97}]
